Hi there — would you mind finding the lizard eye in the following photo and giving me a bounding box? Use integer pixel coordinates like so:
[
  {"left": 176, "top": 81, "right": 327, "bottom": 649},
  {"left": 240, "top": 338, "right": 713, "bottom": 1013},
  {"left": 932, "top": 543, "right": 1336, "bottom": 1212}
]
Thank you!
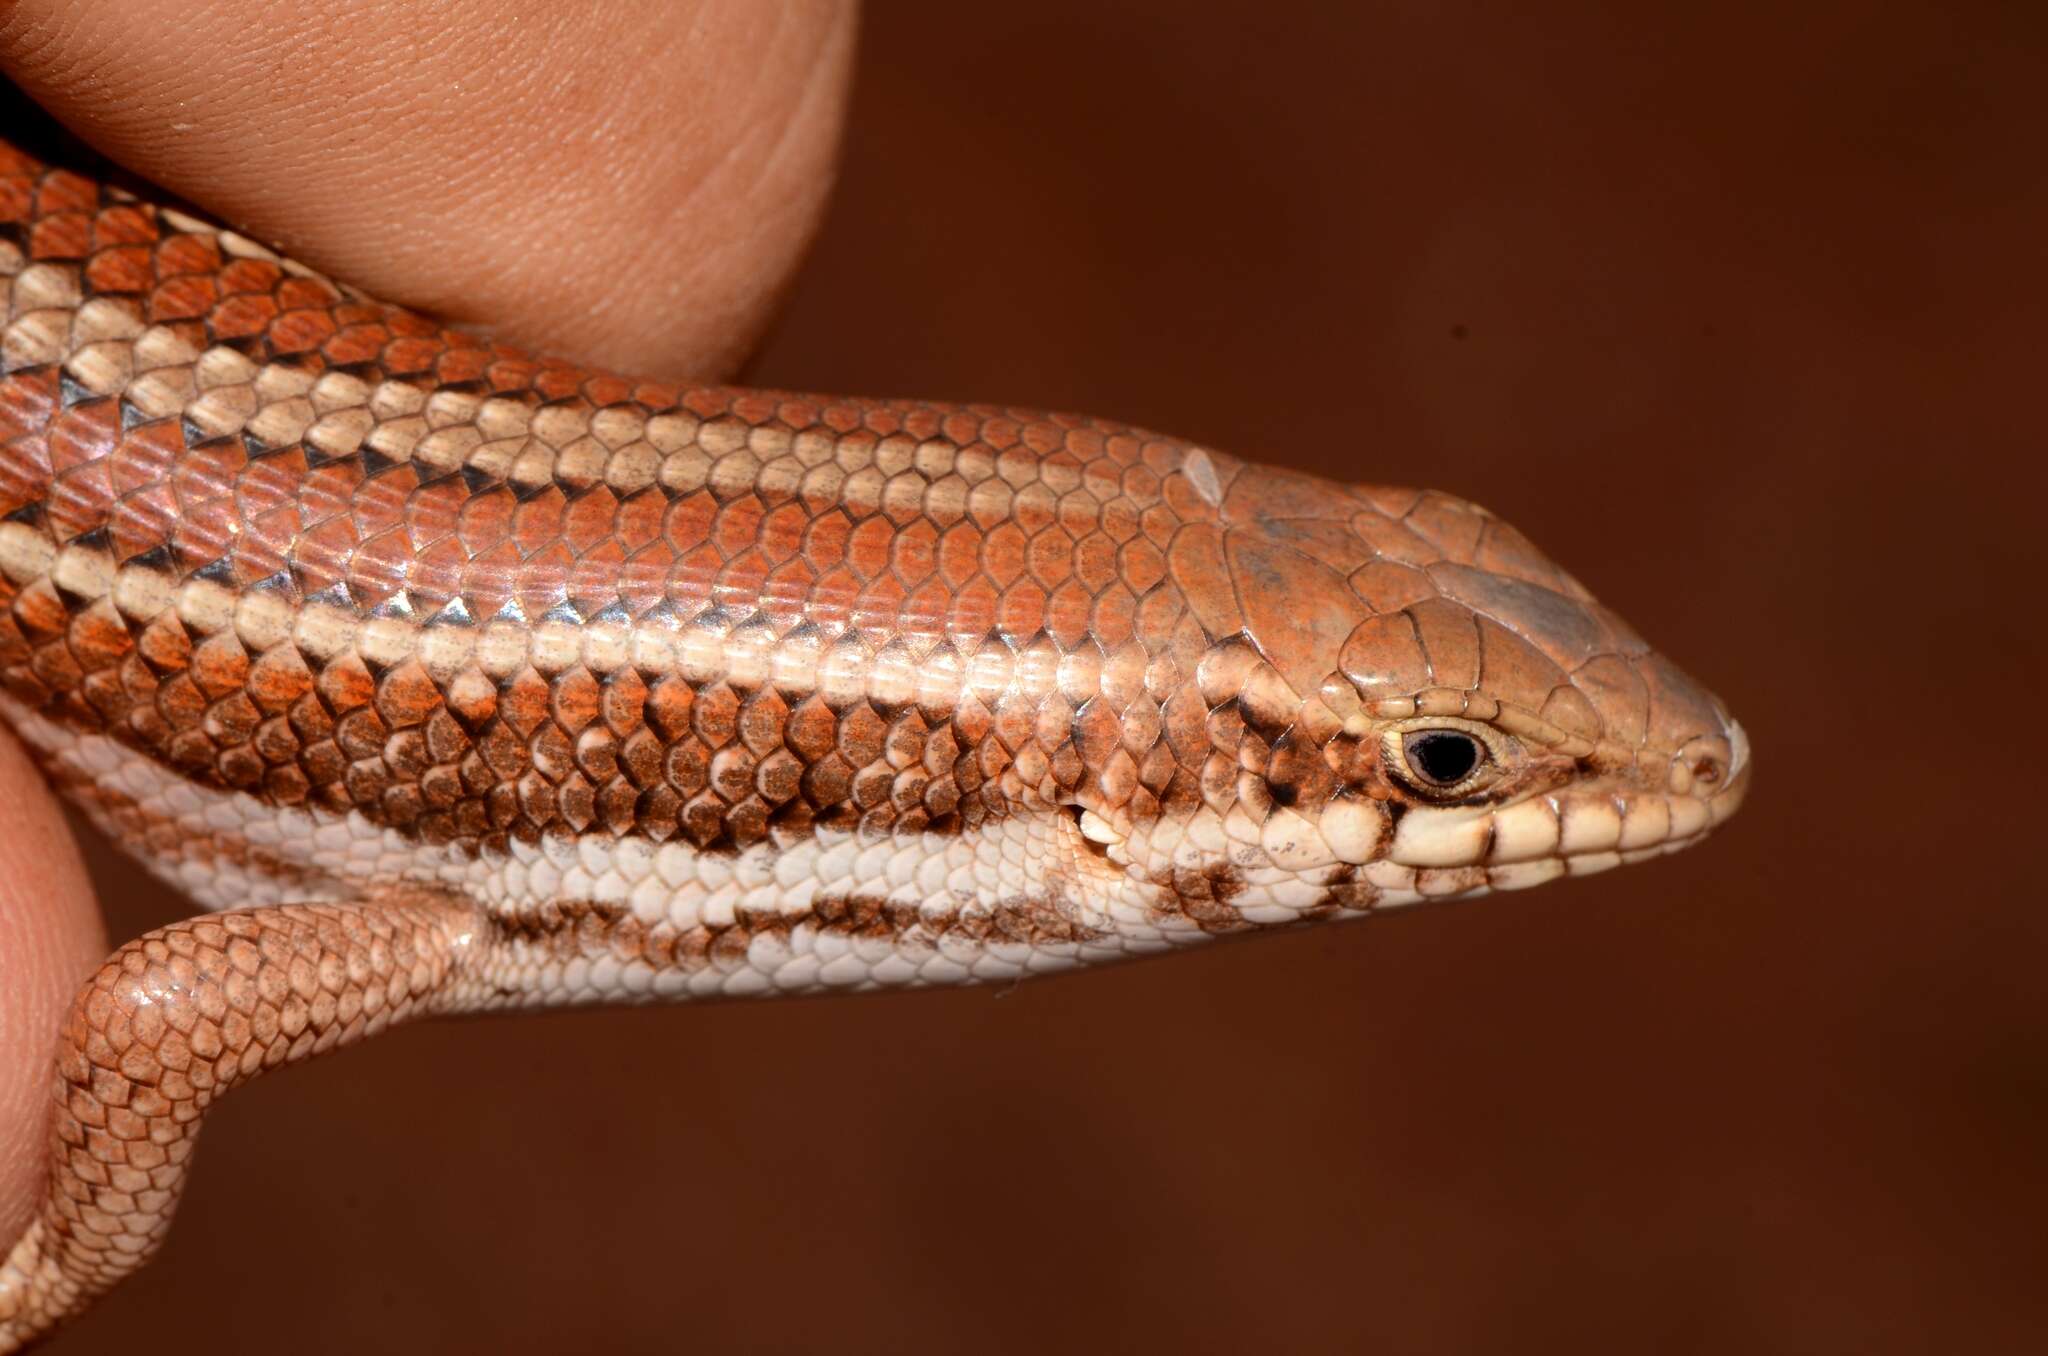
[
  {"left": 1382, "top": 719, "right": 1509, "bottom": 799},
  {"left": 1404, "top": 730, "right": 1483, "bottom": 787}
]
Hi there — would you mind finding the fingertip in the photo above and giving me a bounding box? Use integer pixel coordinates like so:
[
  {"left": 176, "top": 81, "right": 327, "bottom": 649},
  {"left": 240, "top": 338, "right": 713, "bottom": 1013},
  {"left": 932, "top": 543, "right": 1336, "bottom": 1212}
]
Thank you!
[
  {"left": 0, "top": 0, "right": 857, "bottom": 379},
  {"left": 0, "top": 729, "right": 103, "bottom": 1249}
]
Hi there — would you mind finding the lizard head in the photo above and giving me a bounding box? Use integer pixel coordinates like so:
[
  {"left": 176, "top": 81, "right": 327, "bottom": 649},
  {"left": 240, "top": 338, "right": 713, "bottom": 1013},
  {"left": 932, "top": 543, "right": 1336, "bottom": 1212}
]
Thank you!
[{"left": 1085, "top": 458, "right": 1749, "bottom": 927}]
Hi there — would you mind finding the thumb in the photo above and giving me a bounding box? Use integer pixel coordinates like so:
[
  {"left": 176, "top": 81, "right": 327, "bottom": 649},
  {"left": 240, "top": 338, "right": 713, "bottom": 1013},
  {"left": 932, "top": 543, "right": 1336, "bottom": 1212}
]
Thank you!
[{"left": 0, "top": 0, "right": 858, "bottom": 379}]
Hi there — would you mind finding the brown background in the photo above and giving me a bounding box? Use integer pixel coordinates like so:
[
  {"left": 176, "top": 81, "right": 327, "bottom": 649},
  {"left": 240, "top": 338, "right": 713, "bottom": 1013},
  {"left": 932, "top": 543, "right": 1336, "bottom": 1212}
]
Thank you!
[{"left": 63, "top": 3, "right": 2044, "bottom": 1352}]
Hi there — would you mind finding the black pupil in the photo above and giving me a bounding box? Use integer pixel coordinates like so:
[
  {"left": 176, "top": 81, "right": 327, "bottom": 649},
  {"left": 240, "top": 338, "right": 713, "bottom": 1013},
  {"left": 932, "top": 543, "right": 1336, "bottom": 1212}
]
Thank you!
[{"left": 1405, "top": 731, "right": 1481, "bottom": 786}]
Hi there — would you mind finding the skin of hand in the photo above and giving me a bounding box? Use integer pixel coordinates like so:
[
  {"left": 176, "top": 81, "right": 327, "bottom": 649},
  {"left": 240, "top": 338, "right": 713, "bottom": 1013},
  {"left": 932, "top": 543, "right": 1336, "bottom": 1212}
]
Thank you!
[{"left": 0, "top": 0, "right": 857, "bottom": 1256}]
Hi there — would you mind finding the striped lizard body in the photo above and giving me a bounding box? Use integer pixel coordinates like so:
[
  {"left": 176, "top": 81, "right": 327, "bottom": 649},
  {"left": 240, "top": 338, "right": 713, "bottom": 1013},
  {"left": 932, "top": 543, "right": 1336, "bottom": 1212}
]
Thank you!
[{"left": 0, "top": 133, "right": 1748, "bottom": 1346}]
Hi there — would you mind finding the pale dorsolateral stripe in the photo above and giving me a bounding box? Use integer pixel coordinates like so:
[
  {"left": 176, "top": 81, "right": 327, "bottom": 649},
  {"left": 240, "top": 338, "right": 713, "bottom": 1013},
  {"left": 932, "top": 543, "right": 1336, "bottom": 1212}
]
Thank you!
[{"left": 0, "top": 518, "right": 1064, "bottom": 714}]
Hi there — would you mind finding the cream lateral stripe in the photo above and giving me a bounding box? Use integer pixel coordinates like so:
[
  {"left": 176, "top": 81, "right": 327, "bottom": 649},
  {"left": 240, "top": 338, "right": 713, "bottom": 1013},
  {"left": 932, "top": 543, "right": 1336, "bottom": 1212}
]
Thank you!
[
  {"left": 63, "top": 277, "right": 1190, "bottom": 519},
  {"left": 99, "top": 319, "right": 1075, "bottom": 505},
  {"left": 0, "top": 521, "right": 1080, "bottom": 705}
]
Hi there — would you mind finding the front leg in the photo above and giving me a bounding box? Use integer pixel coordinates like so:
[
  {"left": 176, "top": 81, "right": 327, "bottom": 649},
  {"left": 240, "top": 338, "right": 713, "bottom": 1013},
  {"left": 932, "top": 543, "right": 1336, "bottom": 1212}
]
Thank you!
[{"left": 0, "top": 895, "right": 485, "bottom": 1352}]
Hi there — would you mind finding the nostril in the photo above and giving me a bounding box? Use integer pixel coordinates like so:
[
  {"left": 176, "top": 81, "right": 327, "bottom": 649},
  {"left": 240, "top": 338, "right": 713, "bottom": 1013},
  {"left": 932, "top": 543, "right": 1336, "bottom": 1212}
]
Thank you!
[{"left": 1670, "top": 727, "right": 1744, "bottom": 798}]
